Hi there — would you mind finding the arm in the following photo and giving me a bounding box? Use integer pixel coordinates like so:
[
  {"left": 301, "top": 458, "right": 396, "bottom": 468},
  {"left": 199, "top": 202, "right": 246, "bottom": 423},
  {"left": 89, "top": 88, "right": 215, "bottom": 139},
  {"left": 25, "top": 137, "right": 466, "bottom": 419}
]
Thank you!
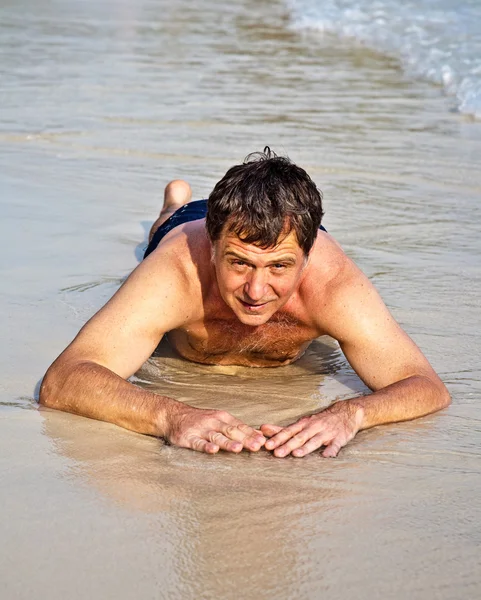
[
  {"left": 40, "top": 250, "right": 265, "bottom": 454},
  {"left": 331, "top": 270, "right": 451, "bottom": 428},
  {"left": 262, "top": 263, "right": 450, "bottom": 457}
]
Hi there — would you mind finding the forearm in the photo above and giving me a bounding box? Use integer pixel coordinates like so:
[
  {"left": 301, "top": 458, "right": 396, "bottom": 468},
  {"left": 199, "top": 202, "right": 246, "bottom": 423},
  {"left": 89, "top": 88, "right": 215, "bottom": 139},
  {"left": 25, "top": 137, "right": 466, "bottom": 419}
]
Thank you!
[
  {"left": 345, "top": 375, "right": 451, "bottom": 430},
  {"left": 39, "top": 359, "right": 180, "bottom": 437}
]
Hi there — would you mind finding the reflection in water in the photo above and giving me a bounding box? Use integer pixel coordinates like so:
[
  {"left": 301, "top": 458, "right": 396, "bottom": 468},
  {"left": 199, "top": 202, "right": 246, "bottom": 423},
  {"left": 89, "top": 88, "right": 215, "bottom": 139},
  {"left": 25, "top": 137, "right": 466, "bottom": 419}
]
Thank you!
[
  {"left": 39, "top": 382, "right": 481, "bottom": 598},
  {"left": 2, "top": 0, "right": 481, "bottom": 596},
  {"left": 38, "top": 336, "right": 368, "bottom": 595},
  {"left": 37, "top": 333, "right": 481, "bottom": 595},
  {"left": 42, "top": 402, "right": 349, "bottom": 597}
]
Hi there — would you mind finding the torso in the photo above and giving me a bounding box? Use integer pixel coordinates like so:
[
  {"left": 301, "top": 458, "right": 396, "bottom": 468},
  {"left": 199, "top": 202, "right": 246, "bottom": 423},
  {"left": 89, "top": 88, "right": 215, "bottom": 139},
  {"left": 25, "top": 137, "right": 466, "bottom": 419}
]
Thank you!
[
  {"left": 168, "top": 310, "right": 318, "bottom": 367},
  {"left": 152, "top": 220, "right": 343, "bottom": 368}
]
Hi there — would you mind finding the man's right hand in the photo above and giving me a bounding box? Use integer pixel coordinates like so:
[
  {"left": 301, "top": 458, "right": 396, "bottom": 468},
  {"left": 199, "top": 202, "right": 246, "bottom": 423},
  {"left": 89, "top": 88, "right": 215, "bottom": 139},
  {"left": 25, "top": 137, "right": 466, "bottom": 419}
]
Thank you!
[{"left": 164, "top": 404, "right": 266, "bottom": 454}]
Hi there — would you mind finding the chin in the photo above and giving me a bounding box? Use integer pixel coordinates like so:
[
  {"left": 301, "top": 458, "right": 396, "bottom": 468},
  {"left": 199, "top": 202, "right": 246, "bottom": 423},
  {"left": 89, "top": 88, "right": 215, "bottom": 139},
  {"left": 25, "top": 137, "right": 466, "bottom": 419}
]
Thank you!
[{"left": 233, "top": 308, "right": 274, "bottom": 326}]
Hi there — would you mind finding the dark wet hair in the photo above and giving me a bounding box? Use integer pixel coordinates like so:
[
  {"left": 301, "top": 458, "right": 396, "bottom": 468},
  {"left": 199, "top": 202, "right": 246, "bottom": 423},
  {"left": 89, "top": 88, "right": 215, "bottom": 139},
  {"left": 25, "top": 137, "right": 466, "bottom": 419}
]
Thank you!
[{"left": 206, "top": 147, "right": 324, "bottom": 255}]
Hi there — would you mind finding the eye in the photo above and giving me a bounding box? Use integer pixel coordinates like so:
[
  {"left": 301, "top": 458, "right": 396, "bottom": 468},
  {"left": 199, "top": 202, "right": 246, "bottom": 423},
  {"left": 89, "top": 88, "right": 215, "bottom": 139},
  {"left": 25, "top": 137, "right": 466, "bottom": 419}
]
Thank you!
[
  {"left": 271, "top": 263, "right": 287, "bottom": 271},
  {"left": 229, "top": 259, "right": 248, "bottom": 270}
]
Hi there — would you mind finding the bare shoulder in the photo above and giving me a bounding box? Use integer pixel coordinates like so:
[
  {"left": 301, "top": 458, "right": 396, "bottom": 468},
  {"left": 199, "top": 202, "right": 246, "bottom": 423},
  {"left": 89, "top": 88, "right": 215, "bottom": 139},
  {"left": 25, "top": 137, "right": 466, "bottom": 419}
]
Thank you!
[
  {"left": 301, "top": 231, "right": 400, "bottom": 339},
  {"left": 144, "top": 222, "right": 206, "bottom": 284},
  {"left": 55, "top": 223, "right": 211, "bottom": 379},
  {"left": 302, "top": 232, "right": 441, "bottom": 391},
  {"left": 137, "top": 221, "right": 211, "bottom": 322},
  {"left": 300, "top": 232, "right": 369, "bottom": 326}
]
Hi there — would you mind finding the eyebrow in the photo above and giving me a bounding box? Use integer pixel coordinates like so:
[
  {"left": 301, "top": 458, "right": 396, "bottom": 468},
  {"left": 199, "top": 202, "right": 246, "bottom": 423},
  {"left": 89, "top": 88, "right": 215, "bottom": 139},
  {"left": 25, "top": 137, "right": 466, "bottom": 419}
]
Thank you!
[{"left": 224, "top": 250, "right": 297, "bottom": 266}]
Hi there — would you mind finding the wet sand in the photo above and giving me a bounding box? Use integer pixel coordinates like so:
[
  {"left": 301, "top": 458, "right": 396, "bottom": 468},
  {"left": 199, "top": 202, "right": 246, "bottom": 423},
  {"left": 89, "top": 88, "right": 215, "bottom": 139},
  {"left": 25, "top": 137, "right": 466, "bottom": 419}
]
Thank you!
[{"left": 1, "top": 0, "right": 480, "bottom": 598}]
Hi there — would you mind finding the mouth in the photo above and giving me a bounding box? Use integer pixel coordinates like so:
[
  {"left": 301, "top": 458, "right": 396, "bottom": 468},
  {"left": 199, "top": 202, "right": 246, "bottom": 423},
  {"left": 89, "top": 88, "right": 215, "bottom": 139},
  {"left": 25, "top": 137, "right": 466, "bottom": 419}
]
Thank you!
[{"left": 237, "top": 298, "right": 272, "bottom": 312}]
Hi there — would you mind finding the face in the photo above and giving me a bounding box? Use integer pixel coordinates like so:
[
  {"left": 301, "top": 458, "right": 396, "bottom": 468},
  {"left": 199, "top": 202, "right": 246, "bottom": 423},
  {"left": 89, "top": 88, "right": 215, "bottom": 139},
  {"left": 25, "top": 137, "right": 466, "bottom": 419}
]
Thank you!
[{"left": 212, "top": 229, "right": 308, "bottom": 326}]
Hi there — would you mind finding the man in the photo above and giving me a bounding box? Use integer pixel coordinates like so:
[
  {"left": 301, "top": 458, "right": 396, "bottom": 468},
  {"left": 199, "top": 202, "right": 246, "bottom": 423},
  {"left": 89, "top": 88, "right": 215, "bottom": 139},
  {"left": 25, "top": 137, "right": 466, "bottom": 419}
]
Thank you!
[{"left": 40, "top": 149, "right": 450, "bottom": 458}]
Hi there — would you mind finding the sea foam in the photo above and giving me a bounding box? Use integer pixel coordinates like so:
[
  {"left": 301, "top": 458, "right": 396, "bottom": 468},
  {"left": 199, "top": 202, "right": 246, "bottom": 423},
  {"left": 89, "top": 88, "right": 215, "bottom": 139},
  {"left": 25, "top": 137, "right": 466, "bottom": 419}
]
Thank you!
[{"left": 287, "top": 0, "right": 481, "bottom": 119}]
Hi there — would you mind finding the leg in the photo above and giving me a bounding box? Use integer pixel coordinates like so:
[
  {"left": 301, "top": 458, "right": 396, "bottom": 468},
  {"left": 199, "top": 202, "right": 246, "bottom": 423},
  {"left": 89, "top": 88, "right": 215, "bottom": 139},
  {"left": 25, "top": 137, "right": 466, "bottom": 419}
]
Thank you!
[{"left": 148, "top": 180, "right": 193, "bottom": 242}]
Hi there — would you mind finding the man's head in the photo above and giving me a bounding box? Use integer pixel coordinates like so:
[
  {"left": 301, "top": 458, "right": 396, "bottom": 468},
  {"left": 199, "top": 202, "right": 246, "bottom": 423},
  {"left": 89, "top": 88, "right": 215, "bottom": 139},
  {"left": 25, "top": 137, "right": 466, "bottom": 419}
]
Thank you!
[
  {"left": 206, "top": 147, "right": 324, "bottom": 256},
  {"left": 206, "top": 148, "right": 324, "bottom": 325}
]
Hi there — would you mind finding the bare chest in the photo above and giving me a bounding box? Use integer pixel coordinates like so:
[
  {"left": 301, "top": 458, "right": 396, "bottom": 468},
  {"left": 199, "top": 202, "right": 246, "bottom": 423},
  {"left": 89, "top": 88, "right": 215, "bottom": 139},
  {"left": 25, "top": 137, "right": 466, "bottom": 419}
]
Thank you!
[{"left": 168, "top": 314, "right": 317, "bottom": 367}]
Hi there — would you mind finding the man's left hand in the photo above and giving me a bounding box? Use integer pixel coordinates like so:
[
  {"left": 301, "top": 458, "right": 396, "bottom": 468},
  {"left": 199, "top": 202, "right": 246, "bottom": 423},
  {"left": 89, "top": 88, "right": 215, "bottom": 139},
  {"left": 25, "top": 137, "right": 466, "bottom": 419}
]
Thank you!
[{"left": 260, "top": 400, "right": 364, "bottom": 458}]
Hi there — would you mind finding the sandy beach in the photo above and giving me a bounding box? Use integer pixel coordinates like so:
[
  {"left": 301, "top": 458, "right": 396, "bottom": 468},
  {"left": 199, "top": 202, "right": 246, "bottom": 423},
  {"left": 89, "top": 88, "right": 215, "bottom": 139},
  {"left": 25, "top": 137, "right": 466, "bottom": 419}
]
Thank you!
[{"left": 1, "top": 0, "right": 480, "bottom": 598}]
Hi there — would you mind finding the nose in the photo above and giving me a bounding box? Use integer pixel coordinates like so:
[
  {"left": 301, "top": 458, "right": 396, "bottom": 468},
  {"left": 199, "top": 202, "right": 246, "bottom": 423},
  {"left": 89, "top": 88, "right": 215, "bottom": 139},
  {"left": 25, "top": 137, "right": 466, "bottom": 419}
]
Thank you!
[{"left": 244, "top": 269, "right": 268, "bottom": 302}]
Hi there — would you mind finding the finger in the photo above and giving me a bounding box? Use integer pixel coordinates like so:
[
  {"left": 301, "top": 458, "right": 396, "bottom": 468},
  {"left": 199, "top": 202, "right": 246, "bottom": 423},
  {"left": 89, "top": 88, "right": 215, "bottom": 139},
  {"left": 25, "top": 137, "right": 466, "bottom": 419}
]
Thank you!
[
  {"left": 221, "top": 422, "right": 265, "bottom": 447},
  {"left": 322, "top": 438, "right": 344, "bottom": 458},
  {"left": 272, "top": 426, "right": 321, "bottom": 457},
  {"left": 264, "top": 420, "right": 306, "bottom": 451},
  {"left": 188, "top": 436, "right": 219, "bottom": 454},
  {"left": 219, "top": 423, "right": 266, "bottom": 452},
  {"left": 235, "top": 423, "right": 266, "bottom": 451},
  {"left": 260, "top": 424, "right": 283, "bottom": 437},
  {"left": 217, "top": 415, "right": 266, "bottom": 450},
  {"left": 292, "top": 433, "right": 331, "bottom": 458},
  {"left": 208, "top": 431, "right": 243, "bottom": 453}
]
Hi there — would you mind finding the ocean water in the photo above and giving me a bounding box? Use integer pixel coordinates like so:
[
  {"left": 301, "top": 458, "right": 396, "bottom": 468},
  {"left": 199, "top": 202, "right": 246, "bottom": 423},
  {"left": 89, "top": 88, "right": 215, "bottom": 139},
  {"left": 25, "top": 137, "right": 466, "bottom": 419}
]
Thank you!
[
  {"left": 1, "top": 0, "right": 480, "bottom": 598},
  {"left": 289, "top": 0, "right": 481, "bottom": 118}
]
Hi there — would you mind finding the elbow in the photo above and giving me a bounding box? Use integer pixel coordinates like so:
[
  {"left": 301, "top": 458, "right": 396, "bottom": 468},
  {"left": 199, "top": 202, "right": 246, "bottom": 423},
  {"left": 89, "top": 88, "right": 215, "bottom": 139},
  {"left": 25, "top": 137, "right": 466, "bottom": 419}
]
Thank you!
[
  {"left": 439, "top": 382, "right": 452, "bottom": 409},
  {"left": 39, "top": 362, "right": 62, "bottom": 409},
  {"left": 427, "top": 375, "right": 451, "bottom": 410},
  {"left": 39, "top": 357, "right": 99, "bottom": 410},
  {"left": 417, "top": 374, "right": 451, "bottom": 411},
  {"left": 39, "top": 357, "right": 79, "bottom": 409}
]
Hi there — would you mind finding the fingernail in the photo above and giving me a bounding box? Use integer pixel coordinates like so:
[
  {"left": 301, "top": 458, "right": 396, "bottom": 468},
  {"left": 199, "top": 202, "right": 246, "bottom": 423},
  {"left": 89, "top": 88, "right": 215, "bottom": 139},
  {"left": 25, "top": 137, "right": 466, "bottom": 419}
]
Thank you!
[{"left": 266, "top": 441, "right": 274, "bottom": 449}]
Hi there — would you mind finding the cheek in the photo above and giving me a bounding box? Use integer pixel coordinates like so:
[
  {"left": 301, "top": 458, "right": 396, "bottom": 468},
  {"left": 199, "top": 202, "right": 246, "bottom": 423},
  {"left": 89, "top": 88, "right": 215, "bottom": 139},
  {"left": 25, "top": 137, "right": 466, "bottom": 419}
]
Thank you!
[
  {"left": 276, "top": 284, "right": 295, "bottom": 298},
  {"left": 218, "top": 266, "right": 246, "bottom": 293},
  {"left": 271, "top": 274, "right": 299, "bottom": 295}
]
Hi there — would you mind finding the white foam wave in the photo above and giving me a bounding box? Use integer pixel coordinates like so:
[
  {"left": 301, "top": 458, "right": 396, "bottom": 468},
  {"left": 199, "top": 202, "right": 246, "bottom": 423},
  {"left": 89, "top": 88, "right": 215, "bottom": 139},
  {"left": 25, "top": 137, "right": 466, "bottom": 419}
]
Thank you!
[{"left": 287, "top": 0, "right": 481, "bottom": 118}]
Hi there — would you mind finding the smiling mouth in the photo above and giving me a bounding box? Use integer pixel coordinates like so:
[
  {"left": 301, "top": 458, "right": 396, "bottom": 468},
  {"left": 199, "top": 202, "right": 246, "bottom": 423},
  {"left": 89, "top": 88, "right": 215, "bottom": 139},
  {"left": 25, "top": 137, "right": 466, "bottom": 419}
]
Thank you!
[{"left": 238, "top": 299, "right": 271, "bottom": 311}]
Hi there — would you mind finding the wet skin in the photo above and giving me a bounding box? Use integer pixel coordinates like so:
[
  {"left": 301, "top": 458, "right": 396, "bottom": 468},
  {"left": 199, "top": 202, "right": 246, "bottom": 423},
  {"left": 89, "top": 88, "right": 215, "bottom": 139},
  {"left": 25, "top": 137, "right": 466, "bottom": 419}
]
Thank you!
[{"left": 40, "top": 220, "right": 450, "bottom": 457}]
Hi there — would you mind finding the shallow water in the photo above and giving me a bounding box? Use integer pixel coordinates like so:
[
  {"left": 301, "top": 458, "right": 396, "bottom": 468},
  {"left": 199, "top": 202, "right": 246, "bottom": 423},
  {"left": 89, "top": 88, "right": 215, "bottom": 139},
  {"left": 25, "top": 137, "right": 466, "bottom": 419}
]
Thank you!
[
  {"left": 290, "top": 0, "right": 481, "bottom": 117},
  {"left": 1, "top": 0, "right": 481, "bottom": 598}
]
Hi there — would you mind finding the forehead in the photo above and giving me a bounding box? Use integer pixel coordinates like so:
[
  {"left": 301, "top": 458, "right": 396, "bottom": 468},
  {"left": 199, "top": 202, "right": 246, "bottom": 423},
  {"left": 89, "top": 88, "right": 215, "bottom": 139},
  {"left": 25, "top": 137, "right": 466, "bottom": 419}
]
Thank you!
[{"left": 218, "top": 229, "right": 303, "bottom": 258}]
